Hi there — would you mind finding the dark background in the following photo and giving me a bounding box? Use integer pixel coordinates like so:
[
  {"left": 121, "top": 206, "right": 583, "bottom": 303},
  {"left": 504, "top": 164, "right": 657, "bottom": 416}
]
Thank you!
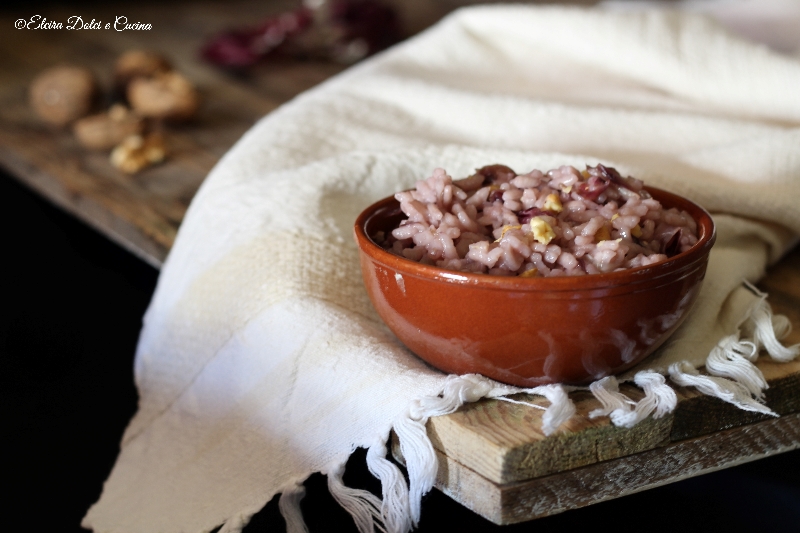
[{"left": 2, "top": 169, "right": 799, "bottom": 532}]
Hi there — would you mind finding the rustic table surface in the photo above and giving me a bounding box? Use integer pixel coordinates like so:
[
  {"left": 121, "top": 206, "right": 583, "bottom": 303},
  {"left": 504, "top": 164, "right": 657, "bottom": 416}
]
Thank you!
[{"left": 1, "top": 0, "right": 798, "bottom": 527}]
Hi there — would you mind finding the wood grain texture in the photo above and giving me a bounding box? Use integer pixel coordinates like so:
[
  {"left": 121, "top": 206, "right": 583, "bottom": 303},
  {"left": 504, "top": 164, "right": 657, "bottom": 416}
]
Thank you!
[
  {"left": 398, "top": 412, "right": 800, "bottom": 525},
  {"left": 424, "top": 355, "right": 800, "bottom": 485},
  {"left": 497, "top": 412, "right": 800, "bottom": 524},
  {"left": 426, "top": 386, "right": 672, "bottom": 484}
]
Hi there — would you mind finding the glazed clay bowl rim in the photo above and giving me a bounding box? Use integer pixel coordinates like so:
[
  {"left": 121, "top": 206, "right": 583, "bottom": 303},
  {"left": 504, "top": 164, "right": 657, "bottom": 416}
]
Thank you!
[{"left": 354, "top": 185, "right": 716, "bottom": 293}]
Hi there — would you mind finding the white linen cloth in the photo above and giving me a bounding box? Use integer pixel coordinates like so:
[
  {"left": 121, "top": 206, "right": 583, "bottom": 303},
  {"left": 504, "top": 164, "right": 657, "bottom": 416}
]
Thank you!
[{"left": 84, "top": 4, "right": 800, "bottom": 533}]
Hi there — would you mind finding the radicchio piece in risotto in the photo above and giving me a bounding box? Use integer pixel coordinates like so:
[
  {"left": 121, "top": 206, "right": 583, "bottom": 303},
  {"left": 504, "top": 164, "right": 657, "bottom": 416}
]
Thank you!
[{"left": 378, "top": 164, "right": 698, "bottom": 277}]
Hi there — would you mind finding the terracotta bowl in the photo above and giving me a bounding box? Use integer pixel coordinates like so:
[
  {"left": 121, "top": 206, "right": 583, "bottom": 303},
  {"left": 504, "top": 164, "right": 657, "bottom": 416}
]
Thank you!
[{"left": 354, "top": 187, "right": 716, "bottom": 386}]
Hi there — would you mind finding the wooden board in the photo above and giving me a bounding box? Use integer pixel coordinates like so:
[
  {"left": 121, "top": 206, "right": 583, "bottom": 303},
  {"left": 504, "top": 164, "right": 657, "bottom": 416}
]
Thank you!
[
  {"left": 392, "top": 246, "right": 800, "bottom": 523},
  {"left": 431, "top": 412, "right": 800, "bottom": 525},
  {"left": 417, "top": 356, "right": 800, "bottom": 486},
  {"left": 393, "top": 358, "right": 800, "bottom": 524}
]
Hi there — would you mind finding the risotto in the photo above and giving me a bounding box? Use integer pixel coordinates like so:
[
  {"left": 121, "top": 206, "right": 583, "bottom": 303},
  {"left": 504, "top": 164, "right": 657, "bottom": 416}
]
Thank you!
[{"left": 377, "top": 164, "right": 698, "bottom": 277}]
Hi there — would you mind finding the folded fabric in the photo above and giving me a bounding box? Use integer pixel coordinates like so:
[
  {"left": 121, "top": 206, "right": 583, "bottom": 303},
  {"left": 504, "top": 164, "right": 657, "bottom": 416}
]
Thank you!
[{"left": 84, "top": 5, "right": 800, "bottom": 533}]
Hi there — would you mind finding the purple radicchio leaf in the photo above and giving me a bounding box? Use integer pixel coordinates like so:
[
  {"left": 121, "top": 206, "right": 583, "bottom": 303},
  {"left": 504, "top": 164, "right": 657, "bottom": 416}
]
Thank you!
[
  {"left": 595, "top": 164, "right": 631, "bottom": 190},
  {"left": 574, "top": 174, "right": 610, "bottom": 201},
  {"left": 518, "top": 207, "right": 557, "bottom": 224},
  {"left": 488, "top": 189, "right": 505, "bottom": 203},
  {"left": 201, "top": 1, "right": 401, "bottom": 69},
  {"left": 663, "top": 228, "right": 682, "bottom": 257},
  {"left": 476, "top": 164, "right": 517, "bottom": 185},
  {"left": 201, "top": 8, "right": 313, "bottom": 68}
]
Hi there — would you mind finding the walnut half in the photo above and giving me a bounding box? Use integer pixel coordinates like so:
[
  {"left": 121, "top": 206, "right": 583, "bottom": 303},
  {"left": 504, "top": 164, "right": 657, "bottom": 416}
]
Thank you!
[
  {"left": 29, "top": 65, "right": 98, "bottom": 127},
  {"left": 73, "top": 104, "right": 144, "bottom": 150},
  {"left": 114, "top": 50, "right": 172, "bottom": 93},
  {"left": 110, "top": 133, "right": 167, "bottom": 174},
  {"left": 127, "top": 72, "right": 199, "bottom": 122}
]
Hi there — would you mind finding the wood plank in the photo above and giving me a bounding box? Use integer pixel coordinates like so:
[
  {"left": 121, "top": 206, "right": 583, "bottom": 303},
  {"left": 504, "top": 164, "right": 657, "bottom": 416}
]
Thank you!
[
  {"left": 0, "top": 1, "right": 345, "bottom": 267},
  {"left": 430, "top": 412, "right": 800, "bottom": 525},
  {"left": 425, "top": 386, "right": 671, "bottom": 484},
  {"left": 419, "top": 356, "right": 800, "bottom": 485}
]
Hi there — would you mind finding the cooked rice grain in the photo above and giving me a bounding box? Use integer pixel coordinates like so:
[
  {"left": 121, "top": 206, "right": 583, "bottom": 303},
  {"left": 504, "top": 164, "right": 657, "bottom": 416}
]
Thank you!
[{"left": 380, "top": 164, "right": 698, "bottom": 277}]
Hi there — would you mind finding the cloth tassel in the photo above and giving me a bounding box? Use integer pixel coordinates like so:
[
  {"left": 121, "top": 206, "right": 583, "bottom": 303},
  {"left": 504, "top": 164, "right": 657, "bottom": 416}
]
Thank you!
[
  {"left": 744, "top": 295, "right": 800, "bottom": 363},
  {"left": 668, "top": 361, "right": 777, "bottom": 416},
  {"left": 491, "top": 385, "right": 577, "bottom": 435},
  {"left": 589, "top": 375, "right": 634, "bottom": 420},
  {"left": 589, "top": 373, "right": 677, "bottom": 429},
  {"left": 507, "top": 384, "right": 576, "bottom": 436},
  {"left": 393, "top": 374, "right": 496, "bottom": 526},
  {"left": 366, "top": 440, "right": 413, "bottom": 533},
  {"left": 392, "top": 416, "right": 432, "bottom": 527},
  {"left": 278, "top": 484, "right": 309, "bottom": 533},
  {"left": 327, "top": 462, "right": 385, "bottom": 533},
  {"left": 705, "top": 334, "right": 766, "bottom": 398},
  {"left": 609, "top": 371, "right": 677, "bottom": 428}
]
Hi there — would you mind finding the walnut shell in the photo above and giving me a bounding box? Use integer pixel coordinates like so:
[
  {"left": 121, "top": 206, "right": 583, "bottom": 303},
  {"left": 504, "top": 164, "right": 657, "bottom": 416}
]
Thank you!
[
  {"left": 73, "top": 104, "right": 144, "bottom": 150},
  {"left": 127, "top": 72, "right": 199, "bottom": 122},
  {"left": 114, "top": 50, "right": 172, "bottom": 91},
  {"left": 29, "top": 65, "right": 98, "bottom": 127}
]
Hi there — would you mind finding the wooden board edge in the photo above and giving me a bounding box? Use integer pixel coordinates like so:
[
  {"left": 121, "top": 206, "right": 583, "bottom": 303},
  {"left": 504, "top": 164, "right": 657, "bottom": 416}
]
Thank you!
[
  {"left": 419, "top": 412, "right": 800, "bottom": 526},
  {"left": 427, "top": 358, "right": 800, "bottom": 485},
  {"left": 0, "top": 147, "right": 167, "bottom": 268},
  {"left": 670, "top": 363, "right": 800, "bottom": 441},
  {"left": 427, "top": 393, "right": 674, "bottom": 485}
]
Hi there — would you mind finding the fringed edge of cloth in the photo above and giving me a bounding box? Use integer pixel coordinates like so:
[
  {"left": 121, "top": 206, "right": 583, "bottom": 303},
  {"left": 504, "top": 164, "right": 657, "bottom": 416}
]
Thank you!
[
  {"left": 269, "top": 288, "right": 798, "bottom": 533},
  {"left": 665, "top": 287, "right": 798, "bottom": 417}
]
